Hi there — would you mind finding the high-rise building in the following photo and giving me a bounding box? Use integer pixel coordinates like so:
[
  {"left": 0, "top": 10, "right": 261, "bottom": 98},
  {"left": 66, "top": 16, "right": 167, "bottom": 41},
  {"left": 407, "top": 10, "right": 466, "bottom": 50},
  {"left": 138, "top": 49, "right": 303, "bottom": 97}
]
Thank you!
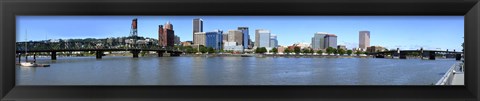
[
  {"left": 165, "top": 21, "right": 173, "bottom": 30},
  {"left": 359, "top": 31, "right": 370, "bottom": 50},
  {"left": 205, "top": 30, "right": 223, "bottom": 50},
  {"left": 194, "top": 32, "right": 206, "bottom": 46},
  {"left": 193, "top": 18, "right": 203, "bottom": 44},
  {"left": 158, "top": 25, "right": 165, "bottom": 46},
  {"left": 324, "top": 34, "right": 337, "bottom": 49},
  {"left": 228, "top": 30, "right": 243, "bottom": 46},
  {"left": 130, "top": 18, "right": 138, "bottom": 36},
  {"left": 165, "top": 29, "right": 175, "bottom": 47},
  {"left": 270, "top": 34, "right": 278, "bottom": 48},
  {"left": 238, "top": 27, "right": 249, "bottom": 49},
  {"left": 174, "top": 35, "right": 180, "bottom": 45},
  {"left": 255, "top": 29, "right": 271, "bottom": 48},
  {"left": 311, "top": 32, "right": 328, "bottom": 50}
]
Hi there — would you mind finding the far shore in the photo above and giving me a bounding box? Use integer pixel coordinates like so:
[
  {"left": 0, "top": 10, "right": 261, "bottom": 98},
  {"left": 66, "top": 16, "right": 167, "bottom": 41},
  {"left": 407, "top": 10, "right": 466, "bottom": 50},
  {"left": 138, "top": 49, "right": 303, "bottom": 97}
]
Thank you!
[{"left": 16, "top": 53, "right": 453, "bottom": 59}]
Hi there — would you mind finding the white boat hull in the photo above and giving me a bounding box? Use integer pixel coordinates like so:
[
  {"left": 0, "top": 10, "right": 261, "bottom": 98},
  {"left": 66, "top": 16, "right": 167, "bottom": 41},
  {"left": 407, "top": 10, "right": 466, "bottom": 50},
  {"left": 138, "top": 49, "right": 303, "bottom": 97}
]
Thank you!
[{"left": 20, "top": 62, "right": 37, "bottom": 67}]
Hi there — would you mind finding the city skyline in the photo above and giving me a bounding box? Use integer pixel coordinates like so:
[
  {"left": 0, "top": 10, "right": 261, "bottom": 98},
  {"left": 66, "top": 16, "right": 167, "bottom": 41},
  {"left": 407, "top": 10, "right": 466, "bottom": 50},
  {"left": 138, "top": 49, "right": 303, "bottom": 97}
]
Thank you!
[{"left": 16, "top": 16, "right": 464, "bottom": 51}]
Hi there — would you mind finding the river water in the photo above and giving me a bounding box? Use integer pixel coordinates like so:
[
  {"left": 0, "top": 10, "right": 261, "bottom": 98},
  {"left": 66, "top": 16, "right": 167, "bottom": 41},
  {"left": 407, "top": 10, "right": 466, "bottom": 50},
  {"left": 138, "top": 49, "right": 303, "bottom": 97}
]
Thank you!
[{"left": 15, "top": 56, "right": 457, "bottom": 85}]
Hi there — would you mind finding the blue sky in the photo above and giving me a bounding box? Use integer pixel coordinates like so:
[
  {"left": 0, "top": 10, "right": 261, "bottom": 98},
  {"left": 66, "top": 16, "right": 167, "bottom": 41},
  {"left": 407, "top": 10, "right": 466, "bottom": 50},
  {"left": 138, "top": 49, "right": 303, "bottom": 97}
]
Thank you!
[{"left": 16, "top": 16, "right": 464, "bottom": 51}]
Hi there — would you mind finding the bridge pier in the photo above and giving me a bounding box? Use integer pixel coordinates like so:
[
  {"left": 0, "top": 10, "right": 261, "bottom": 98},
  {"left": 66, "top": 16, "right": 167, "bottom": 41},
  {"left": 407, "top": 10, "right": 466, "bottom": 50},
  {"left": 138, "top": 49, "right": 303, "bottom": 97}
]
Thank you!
[
  {"left": 51, "top": 52, "right": 57, "bottom": 60},
  {"left": 131, "top": 50, "right": 140, "bottom": 58},
  {"left": 96, "top": 51, "right": 104, "bottom": 59}
]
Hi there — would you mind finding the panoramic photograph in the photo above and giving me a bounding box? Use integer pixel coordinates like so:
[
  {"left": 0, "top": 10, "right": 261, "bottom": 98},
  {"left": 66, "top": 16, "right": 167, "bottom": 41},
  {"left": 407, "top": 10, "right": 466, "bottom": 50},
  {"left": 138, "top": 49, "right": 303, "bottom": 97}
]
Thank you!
[{"left": 15, "top": 16, "right": 464, "bottom": 85}]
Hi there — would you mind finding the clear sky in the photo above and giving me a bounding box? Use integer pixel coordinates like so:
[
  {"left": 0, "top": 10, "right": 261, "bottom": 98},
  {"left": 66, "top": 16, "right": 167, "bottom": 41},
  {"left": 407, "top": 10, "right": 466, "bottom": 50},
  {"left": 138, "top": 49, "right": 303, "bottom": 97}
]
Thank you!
[{"left": 16, "top": 16, "right": 464, "bottom": 51}]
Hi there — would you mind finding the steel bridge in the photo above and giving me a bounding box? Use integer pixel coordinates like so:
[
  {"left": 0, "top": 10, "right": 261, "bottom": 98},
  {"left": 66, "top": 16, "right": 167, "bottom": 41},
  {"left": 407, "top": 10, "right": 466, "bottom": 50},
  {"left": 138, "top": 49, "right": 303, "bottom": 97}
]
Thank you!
[{"left": 16, "top": 47, "right": 184, "bottom": 60}]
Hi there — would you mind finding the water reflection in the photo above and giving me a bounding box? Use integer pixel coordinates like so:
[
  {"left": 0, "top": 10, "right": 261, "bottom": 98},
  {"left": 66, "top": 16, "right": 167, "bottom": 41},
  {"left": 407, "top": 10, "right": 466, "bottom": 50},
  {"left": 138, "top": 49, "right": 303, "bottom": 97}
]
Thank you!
[{"left": 16, "top": 56, "right": 456, "bottom": 85}]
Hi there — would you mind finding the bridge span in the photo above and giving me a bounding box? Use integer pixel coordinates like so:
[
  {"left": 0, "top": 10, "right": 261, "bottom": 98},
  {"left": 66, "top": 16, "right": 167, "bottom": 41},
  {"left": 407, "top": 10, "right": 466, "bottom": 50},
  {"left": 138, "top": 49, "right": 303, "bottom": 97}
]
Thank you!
[{"left": 16, "top": 47, "right": 184, "bottom": 60}]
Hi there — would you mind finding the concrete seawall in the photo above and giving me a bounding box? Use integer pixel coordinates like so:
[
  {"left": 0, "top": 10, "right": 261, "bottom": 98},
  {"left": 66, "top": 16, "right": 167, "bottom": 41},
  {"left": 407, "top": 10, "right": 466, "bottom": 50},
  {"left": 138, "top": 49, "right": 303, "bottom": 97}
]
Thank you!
[{"left": 436, "top": 62, "right": 464, "bottom": 85}]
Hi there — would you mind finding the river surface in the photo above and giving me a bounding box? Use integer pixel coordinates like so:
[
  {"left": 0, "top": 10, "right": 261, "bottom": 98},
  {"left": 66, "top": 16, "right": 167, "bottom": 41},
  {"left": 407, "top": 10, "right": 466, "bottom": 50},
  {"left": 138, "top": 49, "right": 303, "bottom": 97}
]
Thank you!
[{"left": 15, "top": 56, "right": 457, "bottom": 85}]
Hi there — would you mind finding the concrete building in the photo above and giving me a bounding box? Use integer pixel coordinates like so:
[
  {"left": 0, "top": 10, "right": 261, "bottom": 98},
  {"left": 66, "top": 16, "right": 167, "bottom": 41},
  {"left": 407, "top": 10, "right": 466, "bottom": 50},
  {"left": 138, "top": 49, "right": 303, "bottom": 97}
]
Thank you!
[
  {"left": 311, "top": 32, "right": 328, "bottom": 50},
  {"left": 194, "top": 32, "right": 206, "bottom": 46},
  {"left": 193, "top": 18, "right": 203, "bottom": 44},
  {"left": 270, "top": 34, "right": 278, "bottom": 48},
  {"left": 324, "top": 34, "right": 337, "bottom": 49},
  {"left": 228, "top": 30, "right": 243, "bottom": 46},
  {"left": 205, "top": 30, "right": 223, "bottom": 50},
  {"left": 255, "top": 29, "right": 271, "bottom": 48},
  {"left": 359, "top": 31, "right": 370, "bottom": 51},
  {"left": 238, "top": 27, "right": 249, "bottom": 49},
  {"left": 223, "top": 42, "right": 244, "bottom": 52},
  {"left": 181, "top": 41, "right": 192, "bottom": 46},
  {"left": 292, "top": 42, "right": 310, "bottom": 49},
  {"left": 222, "top": 33, "right": 229, "bottom": 42},
  {"left": 277, "top": 46, "right": 286, "bottom": 54},
  {"left": 367, "top": 46, "right": 386, "bottom": 53}
]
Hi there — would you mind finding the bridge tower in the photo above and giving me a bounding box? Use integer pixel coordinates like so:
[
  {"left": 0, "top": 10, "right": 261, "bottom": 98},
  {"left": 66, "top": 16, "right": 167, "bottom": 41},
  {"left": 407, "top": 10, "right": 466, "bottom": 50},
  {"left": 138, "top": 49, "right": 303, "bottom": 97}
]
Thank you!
[{"left": 130, "top": 18, "right": 138, "bottom": 37}]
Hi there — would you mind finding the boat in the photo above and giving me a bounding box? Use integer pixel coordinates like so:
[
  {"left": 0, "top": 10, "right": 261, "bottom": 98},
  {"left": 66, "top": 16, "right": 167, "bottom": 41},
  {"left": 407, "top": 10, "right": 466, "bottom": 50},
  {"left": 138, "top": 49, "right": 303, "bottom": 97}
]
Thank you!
[
  {"left": 19, "top": 29, "right": 50, "bottom": 67},
  {"left": 20, "top": 61, "right": 37, "bottom": 67}
]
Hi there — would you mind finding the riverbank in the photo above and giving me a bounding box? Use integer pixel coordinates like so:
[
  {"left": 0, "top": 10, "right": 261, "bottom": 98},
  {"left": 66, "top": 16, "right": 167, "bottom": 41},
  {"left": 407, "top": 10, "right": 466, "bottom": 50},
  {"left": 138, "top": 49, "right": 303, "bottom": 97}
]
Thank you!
[{"left": 436, "top": 62, "right": 464, "bottom": 85}]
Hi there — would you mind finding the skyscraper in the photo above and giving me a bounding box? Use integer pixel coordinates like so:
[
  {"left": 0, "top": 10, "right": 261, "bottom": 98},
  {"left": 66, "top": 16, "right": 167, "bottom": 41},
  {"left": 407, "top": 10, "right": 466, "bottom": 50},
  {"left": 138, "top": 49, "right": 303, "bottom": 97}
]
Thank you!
[
  {"left": 255, "top": 29, "right": 271, "bottom": 48},
  {"left": 194, "top": 32, "right": 206, "bottom": 46},
  {"left": 193, "top": 18, "right": 203, "bottom": 44},
  {"left": 228, "top": 30, "right": 243, "bottom": 46},
  {"left": 205, "top": 30, "right": 223, "bottom": 50},
  {"left": 311, "top": 32, "right": 328, "bottom": 50},
  {"left": 156, "top": 22, "right": 174, "bottom": 47},
  {"left": 174, "top": 35, "right": 180, "bottom": 45},
  {"left": 158, "top": 25, "right": 165, "bottom": 46},
  {"left": 165, "top": 21, "right": 173, "bottom": 30},
  {"left": 270, "top": 34, "right": 278, "bottom": 48},
  {"left": 130, "top": 18, "right": 138, "bottom": 36},
  {"left": 238, "top": 27, "right": 249, "bottom": 49},
  {"left": 359, "top": 31, "right": 370, "bottom": 50},
  {"left": 324, "top": 34, "right": 337, "bottom": 49}
]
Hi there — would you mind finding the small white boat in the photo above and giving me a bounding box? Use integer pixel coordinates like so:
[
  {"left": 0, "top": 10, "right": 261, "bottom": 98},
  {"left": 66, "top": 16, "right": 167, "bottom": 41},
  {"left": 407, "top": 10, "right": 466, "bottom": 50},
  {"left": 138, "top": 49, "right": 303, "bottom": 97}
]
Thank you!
[{"left": 20, "top": 62, "right": 38, "bottom": 67}]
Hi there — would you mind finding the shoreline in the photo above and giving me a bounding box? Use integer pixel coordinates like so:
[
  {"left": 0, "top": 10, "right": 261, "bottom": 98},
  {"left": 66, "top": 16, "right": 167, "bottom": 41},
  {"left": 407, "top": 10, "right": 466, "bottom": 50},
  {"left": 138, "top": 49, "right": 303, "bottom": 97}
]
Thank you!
[{"left": 16, "top": 53, "right": 456, "bottom": 59}]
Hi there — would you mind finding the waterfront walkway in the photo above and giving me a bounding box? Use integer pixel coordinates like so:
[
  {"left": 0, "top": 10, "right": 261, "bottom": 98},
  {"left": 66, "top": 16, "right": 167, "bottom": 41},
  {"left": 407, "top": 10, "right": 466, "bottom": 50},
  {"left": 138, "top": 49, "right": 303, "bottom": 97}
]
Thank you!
[{"left": 436, "top": 62, "right": 464, "bottom": 85}]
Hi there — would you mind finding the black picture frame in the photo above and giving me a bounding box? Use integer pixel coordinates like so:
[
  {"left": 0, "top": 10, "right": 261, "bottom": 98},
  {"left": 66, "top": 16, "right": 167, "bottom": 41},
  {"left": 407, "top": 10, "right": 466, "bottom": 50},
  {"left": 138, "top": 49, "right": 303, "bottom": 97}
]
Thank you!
[{"left": 0, "top": 0, "right": 478, "bottom": 101}]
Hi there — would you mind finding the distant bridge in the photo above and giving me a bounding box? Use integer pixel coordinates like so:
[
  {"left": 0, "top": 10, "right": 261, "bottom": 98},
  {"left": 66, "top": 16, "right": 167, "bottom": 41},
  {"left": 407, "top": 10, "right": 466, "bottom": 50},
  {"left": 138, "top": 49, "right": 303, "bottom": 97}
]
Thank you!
[
  {"left": 16, "top": 47, "right": 184, "bottom": 60},
  {"left": 374, "top": 48, "right": 462, "bottom": 60}
]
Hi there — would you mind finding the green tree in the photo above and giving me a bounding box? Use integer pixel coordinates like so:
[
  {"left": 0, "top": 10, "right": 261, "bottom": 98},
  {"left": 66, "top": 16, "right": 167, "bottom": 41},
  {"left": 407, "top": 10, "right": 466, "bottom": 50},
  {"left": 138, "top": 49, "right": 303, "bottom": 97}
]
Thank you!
[
  {"left": 256, "top": 47, "right": 267, "bottom": 54},
  {"left": 271, "top": 47, "right": 278, "bottom": 54},
  {"left": 338, "top": 49, "right": 346, "bottom": 55},
  {"left": 326, "top": 47, "right": 334, "bottom": 55},
  {"left": 261, "top": 47, "right": 267, "bottom": 53},
  {"left": 347, "top": 50, "right": 353, "bottom": 56},
  {"left": 207, "top": 47, "right": 215, "bottom": 53},
  {"left": 199, "top": 45, "right": 207, "bottom": 53},
  {"left": 302, "top": 48, "right": 310, "bottom": 54},
  {"left": 355, "top": 51, "right": 361, "bottom": 56},
  {"left": 294, "top": 47, "right": 301, "bottom": 55},
  {"left": 255, "top": 47, "right": 261, "bottom": 53},
  {"left": 317, "top": 50, "right": 323, "bottom": 55},
  {"left": 309, "top": 49, "right": 314, "bottom": 55},
  {"left": 284, "top": 49, "right": 291, "bottom": 55}
]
